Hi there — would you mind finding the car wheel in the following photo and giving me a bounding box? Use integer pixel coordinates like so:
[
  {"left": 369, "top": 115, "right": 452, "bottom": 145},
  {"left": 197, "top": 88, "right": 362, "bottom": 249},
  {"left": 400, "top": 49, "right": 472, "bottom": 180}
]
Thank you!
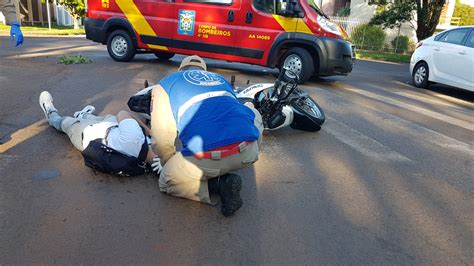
[
  {"left": 107, "top": 30, "right": 136, "bottom": 62},
  {"left": 279, "top": 47, "right": 314, "bottom": 84},
  {"left": 412, "top": 62, "right": 429, "bottom": 88},
  {"left": 154, "top": 52, "right": 175, "bottom": 60}
]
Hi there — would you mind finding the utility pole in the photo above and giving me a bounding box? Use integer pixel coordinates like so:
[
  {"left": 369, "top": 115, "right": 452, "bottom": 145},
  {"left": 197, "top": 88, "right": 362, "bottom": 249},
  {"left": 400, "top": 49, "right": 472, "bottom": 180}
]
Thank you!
[{"left": 46, "top": 0, "right": 51, "bottom": 29}]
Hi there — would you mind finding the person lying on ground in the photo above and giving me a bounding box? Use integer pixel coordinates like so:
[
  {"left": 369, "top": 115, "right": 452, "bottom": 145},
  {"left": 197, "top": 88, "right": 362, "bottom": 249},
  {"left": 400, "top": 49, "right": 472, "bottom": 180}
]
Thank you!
[{"left": 39, "top": 91, "right": 162, "bottom": 176}]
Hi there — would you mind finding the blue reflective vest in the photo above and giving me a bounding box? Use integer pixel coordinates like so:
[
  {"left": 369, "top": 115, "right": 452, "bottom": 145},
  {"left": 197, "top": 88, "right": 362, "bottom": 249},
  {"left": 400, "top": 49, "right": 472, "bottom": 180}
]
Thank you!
[{"left": 159, "top": 70, "right": 260, "bottom": 156}]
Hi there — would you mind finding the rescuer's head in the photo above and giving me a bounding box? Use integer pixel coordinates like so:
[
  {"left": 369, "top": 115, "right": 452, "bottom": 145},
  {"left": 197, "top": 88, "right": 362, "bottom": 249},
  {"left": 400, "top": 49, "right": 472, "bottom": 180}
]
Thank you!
[{"left": 179, "top": 55, "right": 207, "bottom": 71}]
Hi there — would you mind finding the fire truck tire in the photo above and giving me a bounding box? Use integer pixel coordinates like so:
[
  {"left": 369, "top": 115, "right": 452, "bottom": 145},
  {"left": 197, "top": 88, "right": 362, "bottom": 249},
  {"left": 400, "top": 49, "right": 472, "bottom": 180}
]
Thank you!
[
  {"left": 107, "top": 30, "right": 136, "bottom": 62},
  {"left": 279, "top": 47, "right": 314, "bottom": 84},
  {"left": 154, "top": 52, "right": 175, "bottom": 60}
]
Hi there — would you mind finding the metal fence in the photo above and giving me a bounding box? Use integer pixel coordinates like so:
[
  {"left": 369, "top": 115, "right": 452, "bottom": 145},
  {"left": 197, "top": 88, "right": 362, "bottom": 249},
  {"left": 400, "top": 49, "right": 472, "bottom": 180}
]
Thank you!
[
  {"left": 0, "top": 4, "right": 79, "bottom": 27},
  {"left": 330, "top": 16, "right": 417, "bottom": 54},
  {"left": 56, "top": 5, "right": 81, "bottom": 27}
]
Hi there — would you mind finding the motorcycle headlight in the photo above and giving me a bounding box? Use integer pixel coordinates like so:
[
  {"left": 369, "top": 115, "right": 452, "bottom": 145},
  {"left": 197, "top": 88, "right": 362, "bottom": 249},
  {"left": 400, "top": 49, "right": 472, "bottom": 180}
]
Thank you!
[{"left": 317, "top": 16, "right": 341, "bottom": 36}]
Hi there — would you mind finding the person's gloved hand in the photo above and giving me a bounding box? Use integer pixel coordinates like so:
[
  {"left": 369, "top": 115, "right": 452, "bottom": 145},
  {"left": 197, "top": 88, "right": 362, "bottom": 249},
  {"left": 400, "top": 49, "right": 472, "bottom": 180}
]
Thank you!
[
  {"left": 10, "top": 23, "right": 24, "bottom": 47},
  {"left": 151, "top": 157, "right": 163, "bottom": 175}
]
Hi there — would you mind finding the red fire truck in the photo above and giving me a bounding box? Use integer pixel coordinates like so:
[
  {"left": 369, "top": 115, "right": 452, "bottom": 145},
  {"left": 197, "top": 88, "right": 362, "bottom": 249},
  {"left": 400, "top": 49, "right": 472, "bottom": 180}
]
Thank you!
[{"left": 85, "top": 0, "right": 354, "bottom": 83}]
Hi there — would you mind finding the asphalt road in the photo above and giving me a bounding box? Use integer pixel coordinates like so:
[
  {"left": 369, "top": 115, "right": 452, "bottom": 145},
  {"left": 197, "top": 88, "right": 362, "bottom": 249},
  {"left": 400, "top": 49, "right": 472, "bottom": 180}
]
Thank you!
[{"left": 1, "top": 37, "right": 473, "bottom": 265}]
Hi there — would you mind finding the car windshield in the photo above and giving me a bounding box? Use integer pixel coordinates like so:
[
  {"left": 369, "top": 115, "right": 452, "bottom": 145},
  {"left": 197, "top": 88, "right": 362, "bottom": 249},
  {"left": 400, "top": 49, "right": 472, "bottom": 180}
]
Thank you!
[{"left": 306, "top": 0, "right": 329, "bottom": 19}]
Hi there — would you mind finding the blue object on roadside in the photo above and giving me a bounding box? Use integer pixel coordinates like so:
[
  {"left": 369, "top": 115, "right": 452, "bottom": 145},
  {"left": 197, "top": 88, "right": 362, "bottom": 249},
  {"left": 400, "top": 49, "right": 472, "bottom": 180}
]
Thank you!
[{"left": 10, "top": 23, "right": 24, "bottom": 47}]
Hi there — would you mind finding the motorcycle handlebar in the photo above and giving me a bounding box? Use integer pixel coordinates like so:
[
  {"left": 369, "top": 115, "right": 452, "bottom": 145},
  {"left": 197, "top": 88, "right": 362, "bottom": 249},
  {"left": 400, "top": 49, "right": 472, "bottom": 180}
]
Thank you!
[
  {"left": 269, "top": 68, "right": 299, "bottom": 103},
  {"left": 277, "top": 67, "right": 287, "bottom": 82},
  {"left": 276, "top": 67, "right": 299, "bottom": 84}
]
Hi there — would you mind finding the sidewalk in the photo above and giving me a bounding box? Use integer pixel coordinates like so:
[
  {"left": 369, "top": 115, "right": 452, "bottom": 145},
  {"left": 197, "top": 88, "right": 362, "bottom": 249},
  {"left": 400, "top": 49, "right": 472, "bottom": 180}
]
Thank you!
[{"left": 0, "top": 25, "right": 85, "bottom": 36}]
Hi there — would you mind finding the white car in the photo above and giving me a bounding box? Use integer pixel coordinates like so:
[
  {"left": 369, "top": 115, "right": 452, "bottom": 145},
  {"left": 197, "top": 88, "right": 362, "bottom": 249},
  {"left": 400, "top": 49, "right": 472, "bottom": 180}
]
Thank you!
[{"left": 410, "top": 26, "right": 474, "bottom": 92}]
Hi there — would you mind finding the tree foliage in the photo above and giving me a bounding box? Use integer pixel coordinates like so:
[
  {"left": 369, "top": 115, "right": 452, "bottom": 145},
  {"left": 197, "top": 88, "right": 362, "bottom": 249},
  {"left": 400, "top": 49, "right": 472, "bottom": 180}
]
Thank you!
[
  {"left": 391, "top": 35, "right": 411, "bottom": 53},
  {"left": 369, "top": 1, "right": 416, "bottom": 29},
  {"left": 43, "top": 0, "right": 85, "bottom": 29},
  {"left": 368, "top": 0, "right": 447, "bottom": 41},
  {"left": 351, "top": 23, "right": 386, "bottom": 51},
  {"left": 57, "top": 0, "right": 85, "bottom": 19},
  {"left": 453, "top": 0, "right": 474, "bottom": 26}
]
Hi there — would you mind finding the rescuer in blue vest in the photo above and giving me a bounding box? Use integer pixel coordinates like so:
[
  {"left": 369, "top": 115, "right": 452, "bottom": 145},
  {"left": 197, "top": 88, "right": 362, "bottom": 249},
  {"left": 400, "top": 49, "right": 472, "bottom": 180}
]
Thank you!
[{"left": 150, "top": 56, "right": 263, "bottom": 217}]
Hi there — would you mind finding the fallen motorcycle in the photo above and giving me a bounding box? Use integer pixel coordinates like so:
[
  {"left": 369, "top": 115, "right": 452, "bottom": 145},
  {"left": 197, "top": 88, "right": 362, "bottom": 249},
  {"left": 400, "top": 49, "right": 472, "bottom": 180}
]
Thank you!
[
  {"left": 233, "top": 68, "right": 325, "bottom": 132},
  {"left": 127, "top": 68, "right": 325, "bottom": 132}
]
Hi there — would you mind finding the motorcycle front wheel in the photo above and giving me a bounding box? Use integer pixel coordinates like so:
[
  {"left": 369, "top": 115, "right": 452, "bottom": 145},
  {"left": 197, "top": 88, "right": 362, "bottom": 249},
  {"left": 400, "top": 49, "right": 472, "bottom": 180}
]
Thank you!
[{"left": 291, "top": 95, "right": 325, "bottom": 131}]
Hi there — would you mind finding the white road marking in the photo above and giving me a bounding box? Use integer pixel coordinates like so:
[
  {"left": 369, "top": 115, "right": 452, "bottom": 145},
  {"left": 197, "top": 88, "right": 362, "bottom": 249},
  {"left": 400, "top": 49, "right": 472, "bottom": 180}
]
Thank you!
[
  {"left": 351, "top": 103, "right": 474, "bottom": 156},
  {"left": 392, "top": 91, "right": 474, "bottom": 115},
  {"left": 5, "top": 45, "right": 100, "bottom": 59},
  {"left": 344, "top": 87, "right": 474, "bottom": 131},
  {"left": 324, "top": 116, "right": 412, "bottom": 163},
  {"left": 424, "top": 89, "right": 474, "bottom": 106},
  {"left": 313, "top": 87, "right": 473, "bottom": 156}
]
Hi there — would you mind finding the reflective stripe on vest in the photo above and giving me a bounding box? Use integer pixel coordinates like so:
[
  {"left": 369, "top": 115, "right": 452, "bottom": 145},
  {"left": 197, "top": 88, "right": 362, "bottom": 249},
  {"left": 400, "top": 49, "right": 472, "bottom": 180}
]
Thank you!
[{"left": 177, "top": 91, "right": 235, "bottom": 123}]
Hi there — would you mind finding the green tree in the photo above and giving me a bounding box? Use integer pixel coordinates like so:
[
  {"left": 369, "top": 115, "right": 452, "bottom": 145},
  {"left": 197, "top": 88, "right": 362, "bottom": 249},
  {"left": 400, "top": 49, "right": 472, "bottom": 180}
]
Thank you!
[
  {"left": 391, "top": 35, "right": 410, "bottom": 53},
  {"left": 369, "top": 0, "right": 447, "bottom": 41},
  {"left": 44, "top": 0, "right": 85, "bottom": 29},
  {"left": 453, "top": 0, "right": 474, "bottom": 26},
  {"left": 351, "top": 23, "right": 386, "bottom": 51},
  {"left": 369, "top": 1, "right": 416, "bottom": 29}
]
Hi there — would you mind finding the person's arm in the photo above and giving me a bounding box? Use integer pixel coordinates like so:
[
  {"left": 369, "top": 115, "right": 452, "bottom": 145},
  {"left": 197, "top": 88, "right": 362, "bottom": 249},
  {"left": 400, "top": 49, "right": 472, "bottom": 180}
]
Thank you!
[
  {"left": 0, "top": 0, "right": 19, "bottom": 24},
  {"left": 146, "top": 145, "right": 156, "bottom": 163},
  {"left": 150, "top": 85, "right": 178, "bottom": 164},
  {"left": 0, "top": 0, "right": 23, "bottom": 46},
  {"left": 116, "top": 110, "right": 158, "bottom": 163},
  {"left": 117, "top": 110, "right": 150, "bottom": 134}
]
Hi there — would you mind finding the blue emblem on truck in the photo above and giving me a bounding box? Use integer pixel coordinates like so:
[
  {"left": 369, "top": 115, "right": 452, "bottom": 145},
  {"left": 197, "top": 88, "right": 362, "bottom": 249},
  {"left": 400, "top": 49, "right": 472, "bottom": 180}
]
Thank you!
[{"left": 178, "top": 10, "right": 196, "bottom": 36}]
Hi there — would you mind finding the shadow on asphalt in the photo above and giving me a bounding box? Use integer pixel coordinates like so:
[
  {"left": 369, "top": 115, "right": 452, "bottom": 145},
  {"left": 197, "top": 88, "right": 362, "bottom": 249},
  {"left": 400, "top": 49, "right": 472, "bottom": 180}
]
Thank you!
[
  {"left": 422, "top": 84, "right": 474, "bottom": 103},
  {"left": 67, "top": 51, "right": 474, "bottom": 103},
  {"left": 1, "top": 39, "right": 472, "bottom": 263}
]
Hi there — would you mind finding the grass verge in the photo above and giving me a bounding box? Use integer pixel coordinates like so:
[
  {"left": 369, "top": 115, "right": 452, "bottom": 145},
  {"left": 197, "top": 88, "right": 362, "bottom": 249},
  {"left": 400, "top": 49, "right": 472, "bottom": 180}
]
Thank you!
[
  {"left": 356, "top": 51, "right": 411, "bottom": 63},
  {"left": 58, "top": 54, "right": 92, "bottom": 65},
  {"left": 0, "top": 24, "right": 85, "bottom": 35}
]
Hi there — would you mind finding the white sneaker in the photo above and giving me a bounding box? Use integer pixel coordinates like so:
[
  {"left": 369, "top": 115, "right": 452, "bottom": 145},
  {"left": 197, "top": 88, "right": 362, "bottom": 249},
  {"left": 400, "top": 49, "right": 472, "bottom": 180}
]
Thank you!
[
  {"left": 74, "top": 105, "right": 96, "bottom": 118},
  {"left": 39, "top": 91, "right": 58, "bottom": 119}
]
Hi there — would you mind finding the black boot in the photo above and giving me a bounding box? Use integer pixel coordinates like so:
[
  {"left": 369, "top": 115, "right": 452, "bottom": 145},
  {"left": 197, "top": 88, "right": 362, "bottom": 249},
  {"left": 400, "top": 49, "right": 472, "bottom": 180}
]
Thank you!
[{"left": 209, "top": 174, "right": 243, "bottom": 217}]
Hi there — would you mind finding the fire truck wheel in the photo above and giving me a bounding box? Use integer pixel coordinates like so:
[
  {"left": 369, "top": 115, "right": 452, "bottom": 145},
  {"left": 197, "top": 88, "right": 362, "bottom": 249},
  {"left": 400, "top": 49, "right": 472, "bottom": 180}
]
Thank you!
[
  {"left": 107, "top": 30, "right": 136, "bottom": 62},
  {"left": 154, "top": 52, "right": 175, "bottom": 60},
  {"left": 280, "top": 47, "right": 314, "bottom": 84}
]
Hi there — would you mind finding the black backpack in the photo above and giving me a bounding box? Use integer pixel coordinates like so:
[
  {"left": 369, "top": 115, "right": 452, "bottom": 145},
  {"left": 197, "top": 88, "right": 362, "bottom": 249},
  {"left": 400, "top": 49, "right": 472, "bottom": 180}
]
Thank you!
[{"left": 81, "top": 138, "right": 150, "bottom": 177}]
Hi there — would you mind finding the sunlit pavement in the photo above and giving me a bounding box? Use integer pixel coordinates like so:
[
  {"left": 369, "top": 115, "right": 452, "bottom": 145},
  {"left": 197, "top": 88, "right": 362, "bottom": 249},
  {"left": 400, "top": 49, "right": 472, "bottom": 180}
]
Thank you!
[{"left": 1, "top": 36, "right": 472, "bottom": 264}]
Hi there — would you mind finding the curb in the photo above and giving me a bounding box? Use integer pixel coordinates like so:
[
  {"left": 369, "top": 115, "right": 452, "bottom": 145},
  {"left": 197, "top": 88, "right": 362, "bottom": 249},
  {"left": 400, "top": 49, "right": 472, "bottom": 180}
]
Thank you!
[
  {"left": 356, "top": 57, "right": 410, "bottom": 65},
  {"left": 0, "top": 32, "right": 86, "bottom": 38}
]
